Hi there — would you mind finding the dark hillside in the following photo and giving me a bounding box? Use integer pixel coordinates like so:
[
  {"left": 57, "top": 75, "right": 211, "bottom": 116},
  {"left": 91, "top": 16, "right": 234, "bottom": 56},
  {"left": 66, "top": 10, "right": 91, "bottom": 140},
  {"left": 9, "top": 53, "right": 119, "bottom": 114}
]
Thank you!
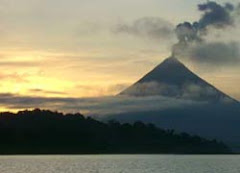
[{"left": 0, "top": 109, "right": 231, "bottom": 154}]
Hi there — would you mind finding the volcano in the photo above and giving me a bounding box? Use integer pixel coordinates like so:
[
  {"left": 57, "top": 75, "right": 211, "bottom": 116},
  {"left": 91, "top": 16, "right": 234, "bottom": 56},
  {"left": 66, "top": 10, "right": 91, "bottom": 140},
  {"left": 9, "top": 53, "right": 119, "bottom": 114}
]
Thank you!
[
  {"left": 102, "top": 57, "right": 240, "bottom": 151},
  {"left": 120, "top": 57, "right": 237, "bottom": 103}
]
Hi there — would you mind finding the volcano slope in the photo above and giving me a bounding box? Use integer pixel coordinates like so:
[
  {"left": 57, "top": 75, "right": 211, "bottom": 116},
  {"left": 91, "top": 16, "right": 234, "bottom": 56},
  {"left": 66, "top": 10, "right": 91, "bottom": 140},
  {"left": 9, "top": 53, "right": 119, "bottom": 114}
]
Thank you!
[{"left": 102, "top": 57, "right": 240, "bottom": 151}]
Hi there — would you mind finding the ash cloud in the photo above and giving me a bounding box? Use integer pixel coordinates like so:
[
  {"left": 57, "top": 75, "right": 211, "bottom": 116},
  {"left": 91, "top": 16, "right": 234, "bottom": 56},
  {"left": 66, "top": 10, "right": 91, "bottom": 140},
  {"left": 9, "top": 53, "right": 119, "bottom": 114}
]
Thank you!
[
  {"left": 198, "top": 1, "right": 234, "bottom": 29},
  {"left": 191, "top": 42, "right": 240, "bottom": 64},
  {"left": 114, "top": 17, "right": 174, "bottom": 41},
  {"left": 172, "top": 1, "right": 240, "bottom": 65}
]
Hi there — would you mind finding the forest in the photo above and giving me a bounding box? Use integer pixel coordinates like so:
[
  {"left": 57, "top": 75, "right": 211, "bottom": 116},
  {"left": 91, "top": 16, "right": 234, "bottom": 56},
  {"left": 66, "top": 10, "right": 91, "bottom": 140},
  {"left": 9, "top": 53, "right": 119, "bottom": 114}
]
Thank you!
[{"left": 0, "top": 109, "right": 231, "bottom": 154}]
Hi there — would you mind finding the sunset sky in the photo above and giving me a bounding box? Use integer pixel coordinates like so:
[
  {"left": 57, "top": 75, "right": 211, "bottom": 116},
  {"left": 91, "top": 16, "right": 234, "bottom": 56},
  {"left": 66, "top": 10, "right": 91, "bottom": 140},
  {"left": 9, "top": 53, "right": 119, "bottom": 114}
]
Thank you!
[{"left": 0, "top": 0, "right": 240, "bottom": 112}]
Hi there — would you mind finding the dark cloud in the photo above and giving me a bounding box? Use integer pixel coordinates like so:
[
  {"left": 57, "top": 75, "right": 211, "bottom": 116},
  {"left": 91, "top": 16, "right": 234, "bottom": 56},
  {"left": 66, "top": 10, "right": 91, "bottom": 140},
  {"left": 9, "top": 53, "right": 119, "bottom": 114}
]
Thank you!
[
  {"left": 120, "top": 81, "right": 235, "bottom": 103},
  {"left": 191, "top": 42, "right": 240, "bottom": 64},
  {"left": 174, "top": 1, "right": 235, "bottom": 49},
  {"left": 172, "top": 1, "right": 240, "bottom": 65},
  {"left": 114, "top": 17, "right": 174, "bottom": 41},
  {"left": 173, "top": 41, "right": 240, "bottom": 65},
  {"left": 0, "top": 77, "right": 235, "bottom": 115},
  {"left": 175, "top": 22, "right": 201, "bottom": 45},
  {"left": 0, "top": 93, "right": 203, "bottom": 116},
  {"left": 198, "top": 1, "right": 234, "bottom": 29}
]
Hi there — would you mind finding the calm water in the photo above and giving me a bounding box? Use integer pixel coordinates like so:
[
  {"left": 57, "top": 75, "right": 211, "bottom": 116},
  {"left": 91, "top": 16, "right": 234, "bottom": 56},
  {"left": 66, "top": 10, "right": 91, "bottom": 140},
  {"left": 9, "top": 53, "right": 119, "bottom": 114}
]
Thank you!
[{"left": 0, "top": 155, "right": 239, "bottom": 173}]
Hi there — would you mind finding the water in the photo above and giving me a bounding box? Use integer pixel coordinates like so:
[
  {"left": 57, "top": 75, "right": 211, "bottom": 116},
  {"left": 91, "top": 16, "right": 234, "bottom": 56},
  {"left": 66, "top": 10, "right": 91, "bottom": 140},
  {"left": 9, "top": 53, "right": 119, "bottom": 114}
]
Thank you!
[{"left": 0, "top": 155, "right": 239, "bottom": 173}]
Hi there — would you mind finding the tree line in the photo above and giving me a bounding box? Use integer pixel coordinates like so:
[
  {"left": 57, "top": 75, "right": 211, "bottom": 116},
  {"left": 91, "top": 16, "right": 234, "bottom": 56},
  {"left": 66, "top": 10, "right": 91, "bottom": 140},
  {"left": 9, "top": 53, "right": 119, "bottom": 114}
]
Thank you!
[{"left": 0, "top": 109, "right": 231, "bottom": 154}]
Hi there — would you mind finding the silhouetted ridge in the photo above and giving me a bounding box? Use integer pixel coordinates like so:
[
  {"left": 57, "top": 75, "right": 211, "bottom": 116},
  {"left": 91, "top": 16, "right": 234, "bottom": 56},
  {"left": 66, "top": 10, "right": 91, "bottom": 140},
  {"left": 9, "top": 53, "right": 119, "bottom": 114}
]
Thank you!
[
  {"left": 137, "top": 57, "right": 198, "bottom": 85},
  {"left": 120, "top": 57, "right": 237, "bottom": 103},
  {"left": 0, "top": 109, "right": 231, "bottom": 154}
]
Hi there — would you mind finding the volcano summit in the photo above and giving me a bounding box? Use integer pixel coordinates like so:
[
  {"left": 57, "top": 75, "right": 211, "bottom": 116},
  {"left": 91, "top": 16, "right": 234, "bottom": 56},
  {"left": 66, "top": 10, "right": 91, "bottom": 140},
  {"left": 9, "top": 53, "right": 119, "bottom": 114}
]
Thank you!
[{"left": 120, "top": 57, "right": 237, "bottom": 103}]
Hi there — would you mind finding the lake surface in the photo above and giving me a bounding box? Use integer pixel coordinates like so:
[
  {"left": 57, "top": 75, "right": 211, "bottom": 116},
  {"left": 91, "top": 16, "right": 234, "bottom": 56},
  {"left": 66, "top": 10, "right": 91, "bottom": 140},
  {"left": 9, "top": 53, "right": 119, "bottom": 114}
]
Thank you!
[{"left": 0, "top": 155, "right": 239, "bottom": 173}]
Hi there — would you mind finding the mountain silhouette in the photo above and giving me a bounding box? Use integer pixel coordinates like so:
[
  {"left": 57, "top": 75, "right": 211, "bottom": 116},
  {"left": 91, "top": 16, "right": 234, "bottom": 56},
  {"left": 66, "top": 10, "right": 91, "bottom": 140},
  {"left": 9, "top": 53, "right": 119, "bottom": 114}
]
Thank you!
[
  {"left": 0, "top": 109, "right": 231, "bottom": 154},
  {"left": 102, "top": 57, "right": 240, "bottom": 151},
  {"left": 120, "top": 57, "right": 237, "bottom": 103}
]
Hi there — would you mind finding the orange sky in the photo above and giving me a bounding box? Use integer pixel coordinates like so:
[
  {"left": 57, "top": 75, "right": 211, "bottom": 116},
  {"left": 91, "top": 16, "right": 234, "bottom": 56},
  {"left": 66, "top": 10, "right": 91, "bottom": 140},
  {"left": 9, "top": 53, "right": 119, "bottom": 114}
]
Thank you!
[{"left": 0, "top": 0, "right": 239, "bottom": 112}]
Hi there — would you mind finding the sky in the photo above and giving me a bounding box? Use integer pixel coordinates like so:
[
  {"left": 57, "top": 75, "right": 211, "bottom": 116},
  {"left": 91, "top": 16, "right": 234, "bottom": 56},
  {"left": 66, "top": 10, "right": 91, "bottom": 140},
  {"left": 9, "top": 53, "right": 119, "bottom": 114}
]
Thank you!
[{"left": 0, "top": 0, "right": 239, "bottom": 112}]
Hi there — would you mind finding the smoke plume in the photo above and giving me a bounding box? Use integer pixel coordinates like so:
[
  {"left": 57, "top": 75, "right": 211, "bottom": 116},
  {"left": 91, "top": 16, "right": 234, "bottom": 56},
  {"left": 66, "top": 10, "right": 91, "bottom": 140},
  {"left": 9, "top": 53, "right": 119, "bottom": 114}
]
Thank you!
[
  {"left": 114, "top": 17, "right": 174, "bottom": 41},
  {"left": 172, "top": 1, "right": 240, "bottom": 65}
]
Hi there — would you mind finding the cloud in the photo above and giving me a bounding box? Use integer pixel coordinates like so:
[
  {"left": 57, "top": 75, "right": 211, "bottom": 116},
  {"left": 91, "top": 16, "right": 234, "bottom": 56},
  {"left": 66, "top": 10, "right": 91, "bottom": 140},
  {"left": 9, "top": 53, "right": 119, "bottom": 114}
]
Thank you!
[
  {"left": 0, "top": 93, "right": 204, "bottom": 116},
  {"left": 0, "top": 61, "right": 39, "bottom": 67},
  {"left": 172, "top": 1, "right": 240, "bottom": 66},
  {"left": 28, "top": 89, "right": 68, "bottom": 95},
  {"left": 74, "top": 83, "right": 130, "bottom": 96},
  {"left": 107, "top": 84, "right": 129, "bottom": 94},
  {"left": 191, "top": 42, "right": 240, "bottom": 65},
  {"left": 120, "top": 81, "right": 235, "bottom": 103},
  {"left": 120, "top": 82, "right": 179, "bottom": 97},
  {"left": 198, "top": 1, "right": 234, "bottom": 29},
  {"left": 174, "top": 41, "right": 240, "bottom": 65},
  {"left": 114, "top": 17, "right": 174, "bottom": 41}
]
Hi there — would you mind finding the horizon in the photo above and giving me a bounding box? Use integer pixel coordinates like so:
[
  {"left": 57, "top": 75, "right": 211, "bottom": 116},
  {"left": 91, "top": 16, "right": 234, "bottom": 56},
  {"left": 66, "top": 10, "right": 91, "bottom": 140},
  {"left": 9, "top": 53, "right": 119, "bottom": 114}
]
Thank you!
[
  {"left": 0, "top": 0, "right": 240, "bottom": 112},
  {"left": 2, "top": 1, "right": 240, "bottom": 169}
]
